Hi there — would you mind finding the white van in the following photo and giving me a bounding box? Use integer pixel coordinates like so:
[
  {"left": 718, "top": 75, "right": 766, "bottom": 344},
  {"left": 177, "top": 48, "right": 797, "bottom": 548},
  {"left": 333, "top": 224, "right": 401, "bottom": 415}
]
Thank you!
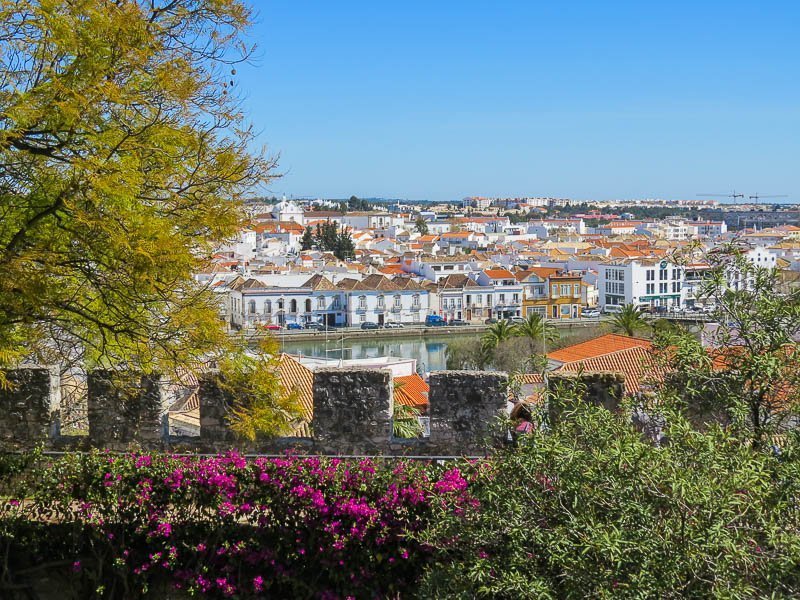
[{"left": 602, "top": 304, "right": 624, "bottom": 314}]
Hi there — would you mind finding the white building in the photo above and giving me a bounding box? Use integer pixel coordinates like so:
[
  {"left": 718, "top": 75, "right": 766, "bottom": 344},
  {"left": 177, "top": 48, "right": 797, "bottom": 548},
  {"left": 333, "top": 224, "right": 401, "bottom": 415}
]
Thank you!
[
  {"left": 474, "top": 268, "right": 524, "bottom": 319},
  {"left": 271, "top": 199, "right": 305, "bottom": 223},
  {"left": 688, "top": 220, "right": 727, "bottom": 239},
  {"left": 230, "top": 274, "right": 348, "bottom": 328},
  {"left": 338, "top": 275, "right": 429, "bottom": 326},
  {"left": 598, "top": 258, "right": 686, "bottom": 309},
  {"left": 403, "top": 255, "right": 482, "bottom": 282}
]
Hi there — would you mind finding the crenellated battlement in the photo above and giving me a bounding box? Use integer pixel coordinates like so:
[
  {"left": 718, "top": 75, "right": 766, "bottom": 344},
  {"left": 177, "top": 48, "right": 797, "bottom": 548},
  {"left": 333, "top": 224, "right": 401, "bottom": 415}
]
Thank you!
[{"left": 0, "top": 367, "right": 510, "bottom": 456}]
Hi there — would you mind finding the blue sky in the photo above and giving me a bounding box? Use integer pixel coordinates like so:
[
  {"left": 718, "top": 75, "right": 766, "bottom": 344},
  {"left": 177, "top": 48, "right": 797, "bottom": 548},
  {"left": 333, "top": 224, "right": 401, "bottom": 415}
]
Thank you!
[{"left": 236, "top": 1, "right": 799, "bottom": 202}]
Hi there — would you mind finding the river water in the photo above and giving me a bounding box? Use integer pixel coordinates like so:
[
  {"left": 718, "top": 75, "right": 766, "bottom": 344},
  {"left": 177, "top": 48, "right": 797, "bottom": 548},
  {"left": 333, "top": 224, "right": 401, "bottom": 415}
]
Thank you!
[
  {"left": 278, "top": 331, "right": 481, "bottom": 372},
  {"left": 278, "top": 325, "right": 603, "bottom": 372}
]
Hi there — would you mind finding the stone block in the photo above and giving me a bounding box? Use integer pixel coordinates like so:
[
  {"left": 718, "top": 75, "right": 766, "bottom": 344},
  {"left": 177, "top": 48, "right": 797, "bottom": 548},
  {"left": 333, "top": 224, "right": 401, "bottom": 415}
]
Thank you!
[
  {"left": 428, "top": 371, "right": 508, "bottom": 453},
  {"left": 87, "top": 371, "right": 166, "bottom": 449},
  {"left": 198, "top": 372, "right": 236, "bottom": 443},
  {"left": 312, "top": 368, "right": 393, "bottom": 454},
  {"left": 547, "top": 372, "right": 625, "bottom": 424},
  {"left": 0, "top": 366, "right": 60, "bottom": 449}
]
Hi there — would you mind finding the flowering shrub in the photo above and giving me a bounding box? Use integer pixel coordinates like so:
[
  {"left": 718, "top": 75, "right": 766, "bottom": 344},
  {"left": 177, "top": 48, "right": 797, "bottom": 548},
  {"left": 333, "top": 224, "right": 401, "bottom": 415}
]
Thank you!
[{"left": 0, "top": 451, "right": 477, "bottom": 598}]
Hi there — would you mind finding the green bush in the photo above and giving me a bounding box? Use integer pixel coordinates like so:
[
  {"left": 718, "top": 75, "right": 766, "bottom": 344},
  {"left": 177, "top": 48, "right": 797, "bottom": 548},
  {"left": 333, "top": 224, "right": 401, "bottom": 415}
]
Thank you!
[{"left": 416, "top": 402, "right": 800, "bottom": 598}]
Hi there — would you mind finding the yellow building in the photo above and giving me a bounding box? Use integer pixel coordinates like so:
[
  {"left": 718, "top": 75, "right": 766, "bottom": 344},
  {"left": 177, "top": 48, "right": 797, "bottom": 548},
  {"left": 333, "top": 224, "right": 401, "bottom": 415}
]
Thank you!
[{"left": 518, "top": 268, "right": 583, "bottom": 320}]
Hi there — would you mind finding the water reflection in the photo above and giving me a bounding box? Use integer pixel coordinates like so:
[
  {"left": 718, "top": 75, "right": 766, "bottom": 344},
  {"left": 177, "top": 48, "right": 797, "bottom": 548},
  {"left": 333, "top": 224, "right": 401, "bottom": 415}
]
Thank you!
[{"left": 278, "top": 332, "right": 480, "bottom": 372}]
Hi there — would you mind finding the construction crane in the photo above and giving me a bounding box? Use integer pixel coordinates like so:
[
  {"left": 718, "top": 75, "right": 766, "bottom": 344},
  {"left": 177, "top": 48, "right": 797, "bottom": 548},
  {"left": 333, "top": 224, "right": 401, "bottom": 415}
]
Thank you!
[
  {"left": 748, "top": 193, "right": 788, "bottom": 204},
  {"left": 696, "top": 191, "right": 745, "bottom": 201}
]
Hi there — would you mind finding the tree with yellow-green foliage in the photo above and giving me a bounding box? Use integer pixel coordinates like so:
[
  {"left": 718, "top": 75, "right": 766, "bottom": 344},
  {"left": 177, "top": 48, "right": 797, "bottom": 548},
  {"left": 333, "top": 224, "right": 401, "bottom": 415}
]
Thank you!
[{"left": 0, "top": 1, "right": 301, "bottom": 435}]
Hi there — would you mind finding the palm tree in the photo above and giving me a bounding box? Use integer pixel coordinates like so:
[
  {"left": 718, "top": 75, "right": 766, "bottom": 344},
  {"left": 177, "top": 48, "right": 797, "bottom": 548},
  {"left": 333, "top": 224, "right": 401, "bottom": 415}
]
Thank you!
[
  {"left": 392, "top": 403, "right": 424, "bottom": 438},
  {"left": 482, "top": 319, "right": 516, "bottom": 349},
  {"left": 611, "top": 304, "right": 648, "bottom": 337},
  {"left": 514, "top": 313, "right": 559, "bottom": 348}
]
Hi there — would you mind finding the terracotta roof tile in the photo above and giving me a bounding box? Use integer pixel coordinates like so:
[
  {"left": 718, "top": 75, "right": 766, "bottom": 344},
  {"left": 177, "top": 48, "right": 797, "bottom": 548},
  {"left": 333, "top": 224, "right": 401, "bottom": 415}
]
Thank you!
[
  {"left": 548, "top": 334, "right": 652, "bottom": 363},
  {"left": 554, "top": 345, "right": 662, "bottom": 393},
  {"left": 394, "top": 374, "right": 429, "bottom": 409},
  {"left": 483, "top": 268, "right": 515, "bottom": 279}
]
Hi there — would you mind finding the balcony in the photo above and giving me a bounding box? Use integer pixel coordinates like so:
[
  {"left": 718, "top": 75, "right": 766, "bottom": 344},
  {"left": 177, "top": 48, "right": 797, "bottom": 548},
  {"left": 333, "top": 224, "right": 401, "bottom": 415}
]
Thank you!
[
  {"left": 391, "top": 306, "right": 401, "bottom": 313},
  {"left": 356, "top": 306, "right": 367, "bottom": 313}
]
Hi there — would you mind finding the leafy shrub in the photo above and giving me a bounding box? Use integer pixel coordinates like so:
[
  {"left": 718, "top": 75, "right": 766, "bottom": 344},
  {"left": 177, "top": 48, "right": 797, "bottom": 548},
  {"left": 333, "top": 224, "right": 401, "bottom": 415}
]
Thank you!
[
  {"left": 416, "top": 403, "right": 800, "bottom": 598},
  {"left": 1, "top": 452, "right": 476, "bottom": 598}
]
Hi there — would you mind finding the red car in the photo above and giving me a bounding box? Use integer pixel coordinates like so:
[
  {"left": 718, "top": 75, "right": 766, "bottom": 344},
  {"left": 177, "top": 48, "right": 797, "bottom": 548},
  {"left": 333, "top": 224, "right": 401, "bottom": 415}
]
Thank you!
[{"left": 257, "top": 323, "right": 281, "bottom": 331}]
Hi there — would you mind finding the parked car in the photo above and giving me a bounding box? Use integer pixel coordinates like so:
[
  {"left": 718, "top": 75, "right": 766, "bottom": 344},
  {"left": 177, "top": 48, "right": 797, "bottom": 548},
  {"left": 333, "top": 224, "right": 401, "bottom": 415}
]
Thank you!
[
  {"left": 384, "top": 322, "right": 404, "bottom": 329},
  {"left": 286, "top": 322, "right": 303, "bottom": 330},
  {"left": 582, "top": 308, "right": 601, "bottom": 318},
  {"left": 602, "top": 304, "right": 624, "bottom": 314},
  {"left": 449, "top": 319, "right": 469, "bottom": 326},
  {"left": 509, "top": 316, "right": 525, "bottom": 324},
  {"left": 304, "top": 321, "right": 323, "bottom": 330},
  {"left": 484, "top": 318, "right": 498, "bottom": 325},
  {"left": 361, "top": 322, "right": 380, "bottom": 330},
  {"left": 425, "top": 315, "right": 446, "bottom": 327}
]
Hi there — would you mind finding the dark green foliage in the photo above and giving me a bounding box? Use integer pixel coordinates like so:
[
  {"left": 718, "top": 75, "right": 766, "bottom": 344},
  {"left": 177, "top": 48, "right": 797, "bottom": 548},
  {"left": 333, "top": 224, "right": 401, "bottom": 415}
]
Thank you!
[
  {"left": 313, "top": 220, "right": 355, "bottom": 260},
  {"left": 416, "top": 400, "right": 800, "bottom": 598},
  {"left": 300, "top": 226, "right": 314, "bottom": 250}
]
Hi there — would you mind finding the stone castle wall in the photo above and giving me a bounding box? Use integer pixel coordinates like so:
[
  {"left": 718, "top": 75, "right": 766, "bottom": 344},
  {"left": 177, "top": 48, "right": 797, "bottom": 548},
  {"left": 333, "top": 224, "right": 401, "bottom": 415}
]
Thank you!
[{"left": 0, "top": 367, "right": 509, "bottom": 456}]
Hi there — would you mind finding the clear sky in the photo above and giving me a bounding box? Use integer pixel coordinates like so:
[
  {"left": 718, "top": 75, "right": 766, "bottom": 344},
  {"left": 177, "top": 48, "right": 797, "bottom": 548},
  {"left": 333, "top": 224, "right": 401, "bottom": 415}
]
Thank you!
[{"left": 235, "top": 1, "right": 800, "bottom": 203}]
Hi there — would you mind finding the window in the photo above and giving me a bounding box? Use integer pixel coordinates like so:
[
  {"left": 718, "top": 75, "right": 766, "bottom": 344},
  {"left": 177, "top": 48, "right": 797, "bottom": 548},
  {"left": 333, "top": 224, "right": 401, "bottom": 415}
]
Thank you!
[
  {"left": 305, "top": 299, "right": 312, "bottom": 313},
  {"left": 499, "top": 293, "right": 505, "bottom": 303},
  {"left": 377, "top": 295, "right": 385, "bottom": 309},
  {"left": 646, "top": 269, "right": 655, "bottom": 281},
  {"left": 560, "top": 284, "right": 570, "bottom": 296},
  {"left": 672, "top": 268, "right": 680, "bottom": 280},
  {"left": 672, "top": 281, "right": 681, "bottom": 293},
  {"left": 552, "top": 285, "right": 558, "bottom": 296},
  {"left": 512, "top": 293, "right": 519, "bottom": 304},
  {"left": 660, "top": 283, "right": 668, "bottom": 293},
  {"left": 646, "top": 283, "right": 655, "bottom": 295},
  {"left": 659, "top": 269, "right": 667, "bottom": 281},
  {"left": 317, "top": 296, "right": 325, "bottom": 309},
  {"left": 248, "top": 300, "right": 256, "bottom": 314},
  {"left": 359, "top": 314, "right": 366, "bottom": 322},
  {"left": 394, "top": 295, "right": 401, "bottom": 309},
  {"left": 486, "top": 294, "right": 492, "bottom": 305},
  {"left": 358, "top": 295, "right": 366, "bottom": 309},
  {"left": 608, "top": 269, "right": 625, "bottom": 281},
  {"left": 573, "top": 284, "right": 580, "bottom": 295},
  {"left": 264, "top": 300, "right": 272, "bottom": 314},
  {"left": 552, "top": 305, "right": 558, "bottom": 318},
  {"left": 333, "top": 296, "right": 341, "bottom": 309},
  {"left": 561, "top": 304, "right": 570, "bottom": 316},
  {"left": 465, "top": 294, "right": 471, "bottom": 306},
  {"left": 290, "top": 299, "right": 297, "bottom": 313},
  {"left": 412, "top": 294, "right": 420, "bottom": 308},
  {"left": 278, "top": 298, "right": 284, "bottom": 310}
]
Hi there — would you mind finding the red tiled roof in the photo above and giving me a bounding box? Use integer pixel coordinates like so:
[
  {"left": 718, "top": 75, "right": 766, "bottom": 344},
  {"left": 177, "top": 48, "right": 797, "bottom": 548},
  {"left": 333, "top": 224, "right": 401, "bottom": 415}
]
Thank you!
[
  {"left": 394, "top": 374, "right": 429, "bottom": 409},
  {"left": 554, "top": 345, "right": 662, "bottom": 393},
  {"left": 278, "top": 354, "right": 314, "bottom": 422},
  {"left": 548, "top": 334, "right": 652, "bottom": 363},
  {"left": 483, "top": 268, "right": 515, "bottom": 279}
]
